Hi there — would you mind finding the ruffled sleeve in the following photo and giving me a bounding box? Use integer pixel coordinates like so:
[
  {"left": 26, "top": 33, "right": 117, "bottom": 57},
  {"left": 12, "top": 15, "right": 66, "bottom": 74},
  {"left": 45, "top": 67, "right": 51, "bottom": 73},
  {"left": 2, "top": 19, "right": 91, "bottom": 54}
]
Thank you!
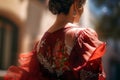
[
  {"left": 4, "top": 41, "right": 45, "bottom": 80},
  {"left": 77, "top": 28, "right": 105, "bottom": 61},
  {"left": 69, "top": 28, "right": 106, "bottom": 80}
]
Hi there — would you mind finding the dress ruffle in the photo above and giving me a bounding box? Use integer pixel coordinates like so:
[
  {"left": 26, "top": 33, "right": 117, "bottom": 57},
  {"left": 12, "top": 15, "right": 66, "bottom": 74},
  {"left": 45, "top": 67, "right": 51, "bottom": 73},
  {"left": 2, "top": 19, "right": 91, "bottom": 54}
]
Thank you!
[{"left": 4, "top": 52, "right": 48, "bottom": 80}]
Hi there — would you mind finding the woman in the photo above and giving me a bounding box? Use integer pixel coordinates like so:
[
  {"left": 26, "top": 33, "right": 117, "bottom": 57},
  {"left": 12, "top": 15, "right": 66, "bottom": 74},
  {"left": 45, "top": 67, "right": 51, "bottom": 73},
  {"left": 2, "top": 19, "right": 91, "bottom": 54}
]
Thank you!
[{"left": 5, "top": 0, "right": 106, "bottom": 80}]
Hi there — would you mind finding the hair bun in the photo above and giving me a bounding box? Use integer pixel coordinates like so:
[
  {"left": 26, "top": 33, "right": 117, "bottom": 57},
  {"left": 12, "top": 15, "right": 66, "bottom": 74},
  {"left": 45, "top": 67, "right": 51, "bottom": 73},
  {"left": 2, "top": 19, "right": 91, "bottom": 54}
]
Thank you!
[{"left": 48, "top": 0, "right": 86, "bottom": 15}]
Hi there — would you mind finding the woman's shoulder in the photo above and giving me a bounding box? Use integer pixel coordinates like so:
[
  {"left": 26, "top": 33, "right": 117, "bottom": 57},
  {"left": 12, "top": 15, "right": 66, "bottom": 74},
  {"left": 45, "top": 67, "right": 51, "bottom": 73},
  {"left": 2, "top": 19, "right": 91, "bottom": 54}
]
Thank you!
[
  {"left": 75, "top": 27, "right": 98, "bottom": 37},
  {"left": 66, "top": 23, "right": 96, "bottom": 31},
  {"left": 66, "top": 24, "right": 98, "bottom": 38}
]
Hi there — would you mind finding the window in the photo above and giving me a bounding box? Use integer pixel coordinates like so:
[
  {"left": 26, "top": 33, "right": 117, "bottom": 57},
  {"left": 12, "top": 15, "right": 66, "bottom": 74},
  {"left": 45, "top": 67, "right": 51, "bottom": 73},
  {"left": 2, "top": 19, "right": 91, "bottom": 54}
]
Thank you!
[{"left": 0, "top": 16, "right": 19, "bottom": 70}]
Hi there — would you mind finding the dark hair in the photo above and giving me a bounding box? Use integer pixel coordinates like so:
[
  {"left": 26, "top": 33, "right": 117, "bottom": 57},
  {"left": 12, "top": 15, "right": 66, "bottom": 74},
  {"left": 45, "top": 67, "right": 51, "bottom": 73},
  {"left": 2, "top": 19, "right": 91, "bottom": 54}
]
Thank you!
[{"left": 48, "top": 0, "right": 86, "bottom": 15}]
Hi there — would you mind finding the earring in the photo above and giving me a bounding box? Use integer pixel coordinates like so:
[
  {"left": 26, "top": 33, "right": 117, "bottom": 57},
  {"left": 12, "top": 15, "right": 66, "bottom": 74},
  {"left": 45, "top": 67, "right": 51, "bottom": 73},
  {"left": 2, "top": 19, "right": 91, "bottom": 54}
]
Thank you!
[{"left": 73, "top": 11, "right": 77, "bottom": 17}]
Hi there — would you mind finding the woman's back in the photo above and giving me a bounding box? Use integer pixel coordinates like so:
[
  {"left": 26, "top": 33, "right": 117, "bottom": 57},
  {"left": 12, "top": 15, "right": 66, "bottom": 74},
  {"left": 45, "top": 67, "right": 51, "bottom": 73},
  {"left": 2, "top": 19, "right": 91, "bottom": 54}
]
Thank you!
[{"left": 36, "top": 23, "right": 106, "bottom": 80}]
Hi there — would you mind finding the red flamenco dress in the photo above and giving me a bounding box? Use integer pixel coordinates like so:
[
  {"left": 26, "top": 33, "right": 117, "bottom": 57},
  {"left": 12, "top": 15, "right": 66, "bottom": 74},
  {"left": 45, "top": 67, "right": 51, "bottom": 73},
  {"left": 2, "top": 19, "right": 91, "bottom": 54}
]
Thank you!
[{"left": 4, "top": 23, "right": 106, "bottom": 80}]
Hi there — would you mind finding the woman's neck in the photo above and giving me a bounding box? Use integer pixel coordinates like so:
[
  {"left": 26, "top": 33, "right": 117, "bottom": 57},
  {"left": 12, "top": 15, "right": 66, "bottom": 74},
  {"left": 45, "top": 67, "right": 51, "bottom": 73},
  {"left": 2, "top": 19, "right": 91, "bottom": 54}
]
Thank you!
[{"left": 47, "top": 14, "right": 73, "bottom": 33}]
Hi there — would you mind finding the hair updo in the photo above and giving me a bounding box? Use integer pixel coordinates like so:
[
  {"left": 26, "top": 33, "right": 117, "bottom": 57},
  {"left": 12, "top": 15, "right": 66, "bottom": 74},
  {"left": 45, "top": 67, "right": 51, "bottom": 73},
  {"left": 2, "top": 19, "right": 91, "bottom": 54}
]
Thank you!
[{"left": 49, "top": 0, "right": 86, "bottom": 15}]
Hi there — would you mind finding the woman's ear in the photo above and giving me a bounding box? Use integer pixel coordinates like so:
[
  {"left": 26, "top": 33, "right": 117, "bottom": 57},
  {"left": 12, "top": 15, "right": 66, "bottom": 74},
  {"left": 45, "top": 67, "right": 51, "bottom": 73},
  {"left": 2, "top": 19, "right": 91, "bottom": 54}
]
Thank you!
[
  {"left": 72, "top": 2, "right": 78, "bottom": 17},
  {"left": 78, "top": 7, "right": 83, "bottom": 15},
  {"left": 73, "top": 1, "right": 83, "bottom": 16}
]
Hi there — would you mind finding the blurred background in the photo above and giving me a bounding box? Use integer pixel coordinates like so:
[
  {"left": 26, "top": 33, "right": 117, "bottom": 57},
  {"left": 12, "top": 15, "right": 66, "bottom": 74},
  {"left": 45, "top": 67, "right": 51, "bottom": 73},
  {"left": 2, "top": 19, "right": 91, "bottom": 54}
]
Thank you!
[{"left": 0, "top": 0, "right": 120, "bottom": 80}]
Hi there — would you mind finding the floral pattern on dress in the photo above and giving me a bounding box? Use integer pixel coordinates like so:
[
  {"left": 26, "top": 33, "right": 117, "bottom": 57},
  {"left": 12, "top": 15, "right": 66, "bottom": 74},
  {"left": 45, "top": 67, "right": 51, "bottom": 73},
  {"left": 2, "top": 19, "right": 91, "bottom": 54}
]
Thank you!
[
  {"left": 53, "top": 39, "right": 70, "bottom": 75},
  {"left": 37, "top": 38, "right": 70, "bottom": 76}
]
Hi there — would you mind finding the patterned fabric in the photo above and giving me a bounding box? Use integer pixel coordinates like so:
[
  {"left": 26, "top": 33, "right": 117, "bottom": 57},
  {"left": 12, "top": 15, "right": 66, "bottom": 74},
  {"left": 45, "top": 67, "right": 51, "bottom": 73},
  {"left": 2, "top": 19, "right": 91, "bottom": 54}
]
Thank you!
[
  {"left": 37, "top": 38, "right": 70, "bottom": 76},
  {"left": 4, "top": 23, "right": 106, "bottom": 80}
]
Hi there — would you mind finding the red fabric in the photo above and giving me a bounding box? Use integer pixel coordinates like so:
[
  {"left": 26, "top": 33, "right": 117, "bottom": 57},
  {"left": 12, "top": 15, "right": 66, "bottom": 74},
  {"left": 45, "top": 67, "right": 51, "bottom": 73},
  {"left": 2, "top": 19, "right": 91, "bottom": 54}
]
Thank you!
[
  {"left": 4, "top": 23, "right": 106, "bottom": 80},
  {"left": 89, "top": 43, "right": 106, "bottom": 61},
  {"left": 73, "top": 43, "right": 106, "bottom": 71},
  {"left": 4, "top": 52, "right": 43, "bottom": 80}
]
